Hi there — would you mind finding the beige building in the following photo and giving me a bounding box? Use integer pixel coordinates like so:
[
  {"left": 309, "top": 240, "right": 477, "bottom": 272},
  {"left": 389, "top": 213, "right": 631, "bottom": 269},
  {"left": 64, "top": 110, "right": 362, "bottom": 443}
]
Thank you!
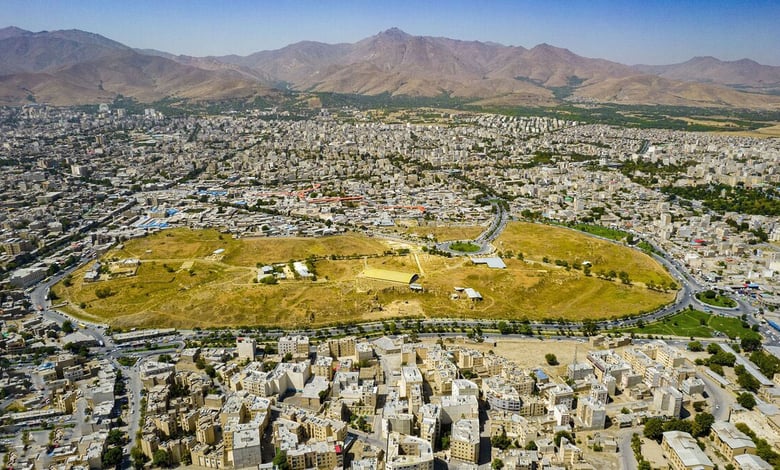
[
  {"left": 196, "top": 415, "right": 217, "bottom": 445},
  {"left": 662, "top": 431, "right": 714, "bottom": 470},
  {"left": 711, "top": 421, "right": 756, "bottom": 463},
  {"left": 278, "top": 335, "right": 310, "bottom": 356},
  {"left": 450, "top": 418, "right": 480, "bottom": 464},
  {"left": 576, "top": 396, "right": 606, "bottom": 430},
  {"left": 312, "top": 356, "right": 334, "bottom": 380},
  {"left": 328, "top": 336, "right": 356, "bottom": 358},
  {"left": 418, "top": 404, "right": 441, "bottom": 448},
  {"left": 191, "top": 443, "right": 226, "bottom": 469},
  {"left": 734, "top": 453, "right": 773, "bottom": 470},
  {"left": 236, "top": 337, "right": 256, "bottom": 360},
  {"left": 386, "top": 433, "right": 434, "bottom": 470},
  {"left": 285, "top": 441, "right": 340, "bottom": 470}
]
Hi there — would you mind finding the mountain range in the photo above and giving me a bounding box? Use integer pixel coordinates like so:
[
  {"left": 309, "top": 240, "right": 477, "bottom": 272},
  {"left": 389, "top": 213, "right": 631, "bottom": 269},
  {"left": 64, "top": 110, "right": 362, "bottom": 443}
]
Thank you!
[{"left": 2, "top": 26, "right": 779, "bottom": 109}]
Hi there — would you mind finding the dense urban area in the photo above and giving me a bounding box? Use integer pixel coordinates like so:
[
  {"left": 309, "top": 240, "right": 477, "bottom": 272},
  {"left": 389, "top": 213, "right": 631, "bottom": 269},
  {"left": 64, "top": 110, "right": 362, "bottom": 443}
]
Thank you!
[{"left": 1, "top": 102, "right": 780, "bottom": 470}]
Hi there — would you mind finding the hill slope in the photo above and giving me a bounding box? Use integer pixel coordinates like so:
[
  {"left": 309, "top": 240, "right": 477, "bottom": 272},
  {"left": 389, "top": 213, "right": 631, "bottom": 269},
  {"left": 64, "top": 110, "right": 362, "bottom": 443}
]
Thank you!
[
  {"left": 0, "top": 27, "right": 273, "bottom": 105},
  {"left": 1, "top": 26, "right": 779, "bottom": 109},
  {"left": 217, "top": 28, "right": 780, "bottom": 108},
  {"left": 634, "top": 56, "right": 780, "bottom": 94}
]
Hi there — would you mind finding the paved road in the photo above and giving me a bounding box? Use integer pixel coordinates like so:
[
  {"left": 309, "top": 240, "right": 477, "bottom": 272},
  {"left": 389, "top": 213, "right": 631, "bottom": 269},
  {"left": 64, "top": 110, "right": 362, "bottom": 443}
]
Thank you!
[
  {"left": 618, "top": 430, "right": 639, "bottom": 470},
  {"left": 698, "top": 370, "right": 732, "bottom": 421},
  {"left": 434, "top": 199, "right": 508, "bottom": 256},
  {"left": 121, "top": 356, "right": 145, "bottom": 465}
]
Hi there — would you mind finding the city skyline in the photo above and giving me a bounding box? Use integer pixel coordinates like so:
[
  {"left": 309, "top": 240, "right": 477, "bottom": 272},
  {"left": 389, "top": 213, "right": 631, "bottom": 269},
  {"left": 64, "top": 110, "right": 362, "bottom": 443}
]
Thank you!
[{"left": 4, "top": 0, "right": 780, "bottom": 66}]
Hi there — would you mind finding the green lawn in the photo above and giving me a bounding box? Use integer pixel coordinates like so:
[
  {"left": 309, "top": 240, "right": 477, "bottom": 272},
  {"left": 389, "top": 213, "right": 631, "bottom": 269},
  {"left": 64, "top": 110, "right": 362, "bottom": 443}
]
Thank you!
[
  {"left": 571, "top": 224, "right": 630, "bottom": 242},
  {"left": 621, "top": 309, "right": 754, "bottom": 339},
  {"left": 696, "top": 291, "right": 738, "bottom": 308},
  {"left": 449, "top": 241, "right": 481, "bottom": 252}
]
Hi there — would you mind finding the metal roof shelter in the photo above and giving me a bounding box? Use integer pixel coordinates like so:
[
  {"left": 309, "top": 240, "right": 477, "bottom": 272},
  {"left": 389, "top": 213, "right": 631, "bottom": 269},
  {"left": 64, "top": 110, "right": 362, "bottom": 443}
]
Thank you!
[
  {"left": 471, "top": 257, "right": 507, "bottom": 269},
  {"left": 464, "top": 288, "right": 482, "bottom": 300}
]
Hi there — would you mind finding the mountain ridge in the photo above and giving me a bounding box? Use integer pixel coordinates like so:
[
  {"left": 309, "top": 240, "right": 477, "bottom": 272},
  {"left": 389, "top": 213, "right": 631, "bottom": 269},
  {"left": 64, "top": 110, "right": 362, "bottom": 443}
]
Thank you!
[
  {"left": 1, "top": 26, "right": 779, "bottom": 109},
  {"left": 632, "top": 56, "right": 780, "bottom": 93}
]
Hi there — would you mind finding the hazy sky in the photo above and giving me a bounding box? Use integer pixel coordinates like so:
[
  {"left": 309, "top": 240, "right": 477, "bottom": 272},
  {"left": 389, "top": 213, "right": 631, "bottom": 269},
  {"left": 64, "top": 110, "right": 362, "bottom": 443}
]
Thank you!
[{"left": 5, "top": 0, "right": 780, "bottom": 65}]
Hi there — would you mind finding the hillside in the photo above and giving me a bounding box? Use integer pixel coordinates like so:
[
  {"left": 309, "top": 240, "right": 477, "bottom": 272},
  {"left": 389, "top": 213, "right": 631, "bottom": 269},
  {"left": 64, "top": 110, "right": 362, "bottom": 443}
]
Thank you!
[
  {"left": 634, "top": 56, "right": 780, "bottom": 94},
  {"left": 0, "top": 27, "right": 273, "bottom": 105},
  {"left": 1, "top": 25, "right": 780, "bottom": 109}
]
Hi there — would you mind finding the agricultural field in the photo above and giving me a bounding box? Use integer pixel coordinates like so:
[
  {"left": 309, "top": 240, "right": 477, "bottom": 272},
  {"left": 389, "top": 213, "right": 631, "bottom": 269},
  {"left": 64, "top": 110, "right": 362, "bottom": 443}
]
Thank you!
[{"left": 53, "top": 223, "right": 676, "bottom": 328}]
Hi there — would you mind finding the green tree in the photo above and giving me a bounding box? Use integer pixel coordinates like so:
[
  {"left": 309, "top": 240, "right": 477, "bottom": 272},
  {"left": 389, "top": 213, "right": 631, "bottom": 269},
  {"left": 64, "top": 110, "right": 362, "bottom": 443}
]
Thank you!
[
  {"left": 663, "top": 419, "right": 692, "bottom": 434},
  {"left": 737, "top": 371, "right": 761, "bottom": 393},
  {"left": 95, "top": 286, "right": 114, "bottom": 299},
  {"left": 131, "top": 446, "right": 148, "bottom": 470},
  {"left": 741, "top": 335, "right": 762, "bottom": 352},
  {"left": 491, "top": 431, "right": 512, "bottom": 450},
  {"left": 750, "top": 350, "right": 780, "bottom": 377},
  {"left": 582, "top": 321, "right": 599, "bottom": 336},
  {"left": 710, "top": 350, "right": 736, "bottom": 367},
  {"left": 735, "top": 422, "right": 780, "bottom": 466},
  {"left": 737, "top": 392, "right": 756, "bottom": 410},
  {"left": 553, "top": 430, "right": 573, "bottom": 447},
  {"left": 440, "top": 433, "right": 451, "bottom": 450},
  {"left": 687, "top": 341, "right": 703, "bottom": 352},
  {"left": 272, "top": 450, "right": 290, "bottom": 470},
  {"left": 106, "top": 429, "right": 126, "bottom": 446},
  {"left": 102, "top": 447, "right": 124, "bottom": 468},
  {"left": 492, "top": 458, "right": 505, "bottom": 470},
  {"left": 692, "top": 412, "right": 715, "bottom": 437},
  {"left": 545, "top": 353, "right": 559, "bottom": 366},
  {"left": 643, "top": 417, "right": 665, "bottom": 442},
  {"left": 152, "top": 449, "right": 170, "bottom": 468},
  {"left": 61, "top": 320, "right": 74, "bottom": 334}
]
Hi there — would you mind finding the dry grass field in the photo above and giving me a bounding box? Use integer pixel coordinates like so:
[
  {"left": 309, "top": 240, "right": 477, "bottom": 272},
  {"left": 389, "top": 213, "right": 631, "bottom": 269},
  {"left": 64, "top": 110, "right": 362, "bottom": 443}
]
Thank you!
[
  {"left": 112, "top": 228, "right": 390, "bottom": 265},
  {"left": 53, "top": 223, "right": 675, "bottom": 328},
  {"left": 720, "top": 123, "right": 780, "bottom": 138},
  {"left": 405, "top": 225, "right": 484, "bottom": 242},
  {"left": 496, "top": 222, "right": 672, "bottom": 285}
]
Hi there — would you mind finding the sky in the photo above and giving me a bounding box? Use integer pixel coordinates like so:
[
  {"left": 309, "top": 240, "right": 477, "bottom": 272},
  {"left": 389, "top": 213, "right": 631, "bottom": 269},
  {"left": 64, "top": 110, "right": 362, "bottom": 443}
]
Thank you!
[{"left": 4, "top": 0, "right": 780, "bottom": 65}]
